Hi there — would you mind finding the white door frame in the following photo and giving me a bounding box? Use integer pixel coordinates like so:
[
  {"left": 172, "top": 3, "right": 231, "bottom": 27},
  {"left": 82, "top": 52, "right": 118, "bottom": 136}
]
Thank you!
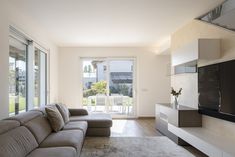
[{"left": 80, "top": 57, "right": 137, "bottom": 118}]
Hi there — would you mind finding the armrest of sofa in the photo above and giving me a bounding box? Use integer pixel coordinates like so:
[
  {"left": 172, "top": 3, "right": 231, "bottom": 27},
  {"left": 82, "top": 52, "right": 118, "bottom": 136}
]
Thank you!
[{"left": 69, "top": 108, "right": 88, "bottom": 116}]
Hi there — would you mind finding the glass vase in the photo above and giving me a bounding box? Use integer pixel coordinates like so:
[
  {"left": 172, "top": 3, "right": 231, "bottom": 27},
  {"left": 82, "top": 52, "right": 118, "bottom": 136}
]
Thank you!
[{"left": 173, "top": 96, "right": 179, "bottom": 109}]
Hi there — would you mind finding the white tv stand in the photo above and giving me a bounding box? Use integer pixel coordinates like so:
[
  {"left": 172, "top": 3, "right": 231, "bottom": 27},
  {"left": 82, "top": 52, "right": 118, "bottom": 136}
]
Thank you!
[
  {"left": 155, "top": 103, "right": 202, "bottom": 145},
  {"left": 155, "top": 103, "right": 235, "bottom": 157},
  {"left": 168, "top": 124, "right": 235, "bottom": 157}
]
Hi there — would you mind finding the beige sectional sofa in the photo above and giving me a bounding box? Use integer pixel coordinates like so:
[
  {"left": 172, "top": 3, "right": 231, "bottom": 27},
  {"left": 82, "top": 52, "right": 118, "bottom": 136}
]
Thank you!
[{"left": 0, "top": 104, "right": 112, "bottom": 157}]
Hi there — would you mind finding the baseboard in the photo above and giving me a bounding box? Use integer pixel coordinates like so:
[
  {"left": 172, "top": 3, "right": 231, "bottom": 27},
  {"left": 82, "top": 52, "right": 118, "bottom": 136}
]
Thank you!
[
  {"left": 112, "top": 117, "right": 137, "bottom": 120},
  {"left": 112, "top": 117, "right": 155, "bottom": 120},
  {"left": 138, "top": 116, "right": 155, "bottom": 119}
]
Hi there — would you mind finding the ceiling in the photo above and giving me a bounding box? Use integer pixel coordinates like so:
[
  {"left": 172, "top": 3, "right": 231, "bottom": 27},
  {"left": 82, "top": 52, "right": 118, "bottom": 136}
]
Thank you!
[{"left": 9, "top": 0, "right": 223, "bottom": 48}]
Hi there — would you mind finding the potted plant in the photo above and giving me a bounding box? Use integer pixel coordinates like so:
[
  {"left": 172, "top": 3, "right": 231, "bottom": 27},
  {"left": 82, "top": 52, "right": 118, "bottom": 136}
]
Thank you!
[{"left": 171, "top": 87, "right": 182, "bottom": 108}]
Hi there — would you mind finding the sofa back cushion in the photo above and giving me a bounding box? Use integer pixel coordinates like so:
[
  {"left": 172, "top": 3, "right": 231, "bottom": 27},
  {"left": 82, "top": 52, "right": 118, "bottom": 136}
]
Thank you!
[
  {"left": 46, "top": 106, "right": 65, "bottom": 132},
  {"left": 0, "top": 120, "right": 20, "bottom": 134},
  {"left": 6, "top": 111, "right": 43, "bottom": 124},
  {"left": 56, "top": 103, "right": 70, "bottom": 124},
  {"left": 0, "top": 126, "right": 38, "bottom": 157},
  {"left": 24, "top": 116, "right": 52, "bottom": 144}
]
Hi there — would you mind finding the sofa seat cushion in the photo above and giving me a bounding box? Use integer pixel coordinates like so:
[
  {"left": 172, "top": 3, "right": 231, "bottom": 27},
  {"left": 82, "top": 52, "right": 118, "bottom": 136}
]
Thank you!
[
  {"left": 0, "top": 126, "right": 38, "bottom": 157},
  {"left": 63, "top": 121, "right": 88, "bottom": 135},
  {"left": 27, "top": 147, "right": 76, "bottom": 157},
  {"left": 39, "top": 130, "right": 84, "bottom": 154},
  {"left": 69, "top": 113, "right": 112, "bottom": 128}
]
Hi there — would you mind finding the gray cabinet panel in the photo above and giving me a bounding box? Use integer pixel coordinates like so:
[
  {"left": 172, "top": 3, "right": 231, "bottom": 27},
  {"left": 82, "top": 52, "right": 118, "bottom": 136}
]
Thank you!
[{"left": 155, "top": 103, "right": 202, "bottom": 145}]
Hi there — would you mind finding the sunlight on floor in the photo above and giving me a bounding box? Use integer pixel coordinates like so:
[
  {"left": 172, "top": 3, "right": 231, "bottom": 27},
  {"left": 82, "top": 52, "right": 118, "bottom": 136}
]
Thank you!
[
  {"left": 111, "top": 120, "right": 127, "bottom": 134},
  {"left": 110, "top": 119, "right": 162, "bottom": 137}
]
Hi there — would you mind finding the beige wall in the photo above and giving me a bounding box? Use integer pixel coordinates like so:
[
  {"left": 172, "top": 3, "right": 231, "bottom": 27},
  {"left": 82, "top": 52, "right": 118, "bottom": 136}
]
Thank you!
[
  {"left": 0, "top": 1, "right": 59, "bottom": 119},
  {"left": 58, "top": 47, "right": 171, "bottom": 117},
  {"left": 171, "top": 19, "right": 235, "bottom": 139}
]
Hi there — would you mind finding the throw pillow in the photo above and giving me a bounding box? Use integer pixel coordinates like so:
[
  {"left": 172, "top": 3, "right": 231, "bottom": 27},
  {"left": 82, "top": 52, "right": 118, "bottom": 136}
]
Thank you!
[
  {"left": 56, "top": 103, "right": 70, "bottom": 124},
  {"left": 45, "top": 106, "right": 64, "bottom": 132}
]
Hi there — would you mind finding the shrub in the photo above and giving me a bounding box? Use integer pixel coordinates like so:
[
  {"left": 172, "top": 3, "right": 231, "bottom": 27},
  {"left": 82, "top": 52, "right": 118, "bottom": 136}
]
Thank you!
[{"left": 83, "top": 81, "right": 107, "bottom": 97}]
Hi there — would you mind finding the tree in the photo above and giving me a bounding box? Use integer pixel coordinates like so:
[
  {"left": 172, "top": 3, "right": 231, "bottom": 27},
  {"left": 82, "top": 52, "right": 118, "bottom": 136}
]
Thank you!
[
  {"left": 88, "top": 65, "right": 92, "bottom": 73},
  {"left": 84, "top": 65, "right": 88, "bottom": 73},
  {"left": 91, "top": 81, "right": 107, "bottom": 94},
  {"left": 117, "top": 84, "right": 129, "bottom": 96},
  {"left": 83, "top": 81, "right": 107, "bottom": 97}
]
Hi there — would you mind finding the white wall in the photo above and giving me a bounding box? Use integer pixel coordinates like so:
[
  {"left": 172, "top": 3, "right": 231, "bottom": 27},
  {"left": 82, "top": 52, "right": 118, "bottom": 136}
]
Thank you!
[
  {"left": 0, "top": 1, "right": 59, "bottom": 119},
  {"left": 58, "top": 47, "right": 171, "bottom": 117},
  {"left": 171, "top": 73, "right": 198, "bottom": 109},
  {"left": 0, "top": 1, "right": 10, "bottom": 119}
]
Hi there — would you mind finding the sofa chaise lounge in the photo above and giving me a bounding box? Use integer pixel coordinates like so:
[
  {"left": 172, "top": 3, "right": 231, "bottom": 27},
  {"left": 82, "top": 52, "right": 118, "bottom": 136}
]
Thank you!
[{"left": 0, "top": 104, "right": 112, "bottom": 157}]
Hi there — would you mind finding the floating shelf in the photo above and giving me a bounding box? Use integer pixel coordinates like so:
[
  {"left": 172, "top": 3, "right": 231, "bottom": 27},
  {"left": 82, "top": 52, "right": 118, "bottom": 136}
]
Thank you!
[{"left": 172, "top": 39, "right": 221, "bottom": 66}]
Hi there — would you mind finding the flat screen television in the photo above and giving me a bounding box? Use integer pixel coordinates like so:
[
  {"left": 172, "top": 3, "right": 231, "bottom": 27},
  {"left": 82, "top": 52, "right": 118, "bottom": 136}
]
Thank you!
[{"left": 198, "top": 60, "right": 235, "bottom": 122}]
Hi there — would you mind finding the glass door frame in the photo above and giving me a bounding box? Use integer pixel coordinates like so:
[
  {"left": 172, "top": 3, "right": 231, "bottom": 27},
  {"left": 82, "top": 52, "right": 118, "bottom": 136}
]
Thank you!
[
  {"left": 33, "top": 43, "right": 48, "bottom": 107},
  {"left": 81, "top": 57, "right": 137, "bottom": 118}
]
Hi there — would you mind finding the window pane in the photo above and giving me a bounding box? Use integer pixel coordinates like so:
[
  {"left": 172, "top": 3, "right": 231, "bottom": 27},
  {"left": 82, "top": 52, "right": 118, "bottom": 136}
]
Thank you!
[
  {"left": 82, "top": 59, "right": 108, "bottom": 112},
  {"left": 9, "top": 37, "right": 27, "bottom": 116},
  {"left": 109, "top": 60, "right": 134, "bottom": 115},
  {"left": 34, "top": 48, "right": 40, "bottom": 108},
  {"left": 40, "top": 52, "right": 47, "bottom": 105},
  {"left": 34, "top": 48, "right": 47, "bottom": 108}
]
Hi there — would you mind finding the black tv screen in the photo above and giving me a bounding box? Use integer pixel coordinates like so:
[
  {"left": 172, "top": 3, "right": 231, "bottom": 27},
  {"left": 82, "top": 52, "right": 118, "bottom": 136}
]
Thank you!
[{"left": 198, "top": 60, "right": 235, "bottom": 122}]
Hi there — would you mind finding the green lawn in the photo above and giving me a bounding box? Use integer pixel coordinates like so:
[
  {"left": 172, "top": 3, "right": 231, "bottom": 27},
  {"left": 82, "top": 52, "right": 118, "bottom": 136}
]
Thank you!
[
  {"left": 9, "top": 96, "right": 26, "bottom": 113},
  {"left": 9, "top": 96, "right": 39, "bottom": 113}
]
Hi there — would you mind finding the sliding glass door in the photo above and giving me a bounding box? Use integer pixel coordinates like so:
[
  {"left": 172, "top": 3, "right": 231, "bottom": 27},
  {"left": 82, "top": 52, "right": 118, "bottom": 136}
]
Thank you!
[
  {"left": 9, "top": 27, "right": 48, "bottom": 116},
  {"left": 108, "top": 60, "right": 134, "bottom": 116},
  {"left": 82, "top": 58, "right": 136, "bottom": 117},
  {"left": 9, "top": 37, "right": 27, "bottom": 115}
]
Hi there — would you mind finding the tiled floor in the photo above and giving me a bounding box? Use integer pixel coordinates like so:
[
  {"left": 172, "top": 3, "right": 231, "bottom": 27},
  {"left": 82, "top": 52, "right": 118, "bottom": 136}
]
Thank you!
[{"left": 111, "top": 119, "right": 208, "bottom": 157}]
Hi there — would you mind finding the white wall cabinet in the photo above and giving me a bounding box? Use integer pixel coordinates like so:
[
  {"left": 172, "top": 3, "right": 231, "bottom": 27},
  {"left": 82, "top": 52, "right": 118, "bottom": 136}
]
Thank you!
[{"left": 172, "top": 39, "right": 220, "bottom": 66}]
